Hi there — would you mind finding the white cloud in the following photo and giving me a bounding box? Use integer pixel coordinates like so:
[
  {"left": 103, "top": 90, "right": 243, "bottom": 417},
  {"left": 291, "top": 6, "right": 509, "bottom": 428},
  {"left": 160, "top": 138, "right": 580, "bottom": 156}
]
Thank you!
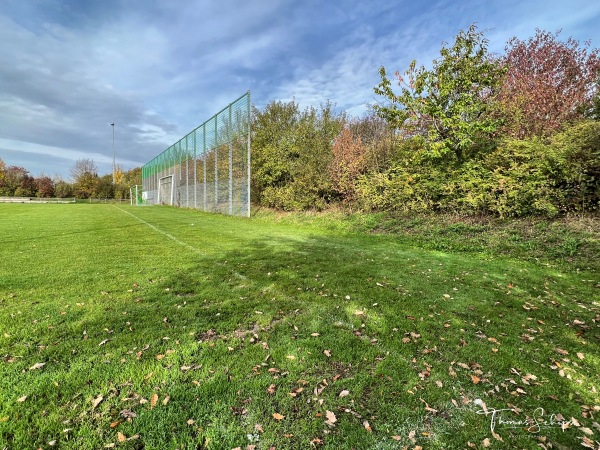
[{"left": 0, "top": 0, "right": 599, "bottom": 177}]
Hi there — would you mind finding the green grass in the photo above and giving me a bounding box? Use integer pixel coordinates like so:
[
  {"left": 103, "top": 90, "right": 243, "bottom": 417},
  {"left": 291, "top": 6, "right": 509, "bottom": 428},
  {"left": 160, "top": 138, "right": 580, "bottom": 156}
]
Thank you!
[{"left": 1, "top": 204, "right": 598, "bottom": 450}]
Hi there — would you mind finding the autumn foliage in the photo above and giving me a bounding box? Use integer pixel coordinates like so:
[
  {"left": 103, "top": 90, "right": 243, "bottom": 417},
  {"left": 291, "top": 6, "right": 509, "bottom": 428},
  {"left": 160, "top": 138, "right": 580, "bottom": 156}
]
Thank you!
[
  {"left": 330, "top": 128, "right": 367, "bottom": 201},
  {"left": 498, "top": 29, "right": 600, "bottom": 139}
]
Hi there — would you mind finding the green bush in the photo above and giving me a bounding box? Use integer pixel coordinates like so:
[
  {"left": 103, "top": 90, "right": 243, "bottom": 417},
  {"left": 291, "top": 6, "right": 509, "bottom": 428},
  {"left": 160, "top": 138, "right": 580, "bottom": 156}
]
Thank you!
[
  {"left": 551, "top": 121, "right": 600, "bottom": 212},
  {"left": 481, "top": 138, "right": 563, "bottom": 216},
  {"left": 251, "top": 101, "right": 344, "bottom": 210}
]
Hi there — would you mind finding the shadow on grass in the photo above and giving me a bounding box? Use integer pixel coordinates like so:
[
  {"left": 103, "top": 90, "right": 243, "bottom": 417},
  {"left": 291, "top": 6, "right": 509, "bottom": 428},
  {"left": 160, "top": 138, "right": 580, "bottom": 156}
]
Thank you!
[{"left": 2, "top": 228, "right": 598, "bottom": 449}]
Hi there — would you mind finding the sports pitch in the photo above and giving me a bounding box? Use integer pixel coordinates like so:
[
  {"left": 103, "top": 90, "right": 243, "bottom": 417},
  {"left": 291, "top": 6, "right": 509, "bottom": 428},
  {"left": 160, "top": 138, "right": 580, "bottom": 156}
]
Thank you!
[{"left": 0, "top": 204, "right": 598, "bottom": 449}]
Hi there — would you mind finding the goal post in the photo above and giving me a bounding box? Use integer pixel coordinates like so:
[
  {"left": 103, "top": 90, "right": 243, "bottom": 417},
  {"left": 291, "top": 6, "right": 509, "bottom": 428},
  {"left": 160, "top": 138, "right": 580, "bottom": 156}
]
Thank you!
[
  {"left": 141, "top": 91, "right": 251, "bottom": 217},
  {"left": 158, "top": 175, "right": 174, "bottom": 205}
]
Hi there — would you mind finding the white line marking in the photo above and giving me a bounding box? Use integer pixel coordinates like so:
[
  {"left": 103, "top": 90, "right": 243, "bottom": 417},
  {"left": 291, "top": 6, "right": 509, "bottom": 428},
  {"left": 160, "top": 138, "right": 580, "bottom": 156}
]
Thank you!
[
  {"left": 114, "top": 206, "right": 248, "bottom": 281},
  {"left": 115, "top": 206, "right": 202, "bottom": 254}
]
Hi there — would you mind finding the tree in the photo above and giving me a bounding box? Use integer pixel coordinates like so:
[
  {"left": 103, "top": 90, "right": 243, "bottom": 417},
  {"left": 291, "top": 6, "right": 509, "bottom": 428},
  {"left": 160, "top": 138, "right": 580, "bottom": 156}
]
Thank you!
[
  {"left": 73, "top": 172, "right": 99, "bottom": 199},
  {"left": 54, "top": 179, "right": 73, "bottom": 198},
  {"left": 0, "top": 166, "right": 34, "bottom": 196},
  {"left": 70, "top": 159, "right": 98, "bottom": 183},
  {"left": 251, "top": 100, "right": 345, "bottom": 210},
  {"left": 584, "top": 76, "right": 600, "bottom": 121},
  {"left": 499, "top": 29, "right": 600, "bottom": 138},
  {"left": 330, "top": 128, "right": 368, "bottom": 202},
  {"left": 0, "top": 158, "right": 6, "bottom": 194},
  {"left": 35, "top": 176, "right": 54, "bottom": 198},
  {"left": 374, "top": 24, "right": 506, "bottom": 162},
  {"left": 95, "top": 175, "right": 114, "bottom": 199}
]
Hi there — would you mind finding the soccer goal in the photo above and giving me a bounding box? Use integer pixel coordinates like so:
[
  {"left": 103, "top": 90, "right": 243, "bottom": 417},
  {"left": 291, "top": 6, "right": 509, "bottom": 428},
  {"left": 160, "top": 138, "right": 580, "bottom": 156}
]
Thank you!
[{"left": 158, "top": 175, "right": 174, "bottom": 205}]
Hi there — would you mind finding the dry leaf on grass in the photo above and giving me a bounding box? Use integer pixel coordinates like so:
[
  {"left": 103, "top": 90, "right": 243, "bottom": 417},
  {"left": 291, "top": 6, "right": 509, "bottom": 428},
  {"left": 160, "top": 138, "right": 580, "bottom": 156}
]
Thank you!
[
  {"left": 325, "top": 410, "right": 337, "bottom": 426},
  {"left": 92, "top": 394, "right": 104, "bottom": 409}
]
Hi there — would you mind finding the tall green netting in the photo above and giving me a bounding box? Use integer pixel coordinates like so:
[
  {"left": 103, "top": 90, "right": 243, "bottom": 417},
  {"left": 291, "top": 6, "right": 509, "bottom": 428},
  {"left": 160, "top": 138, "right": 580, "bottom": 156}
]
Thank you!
[{"left": 141, "top": 92, "right": 251, "bottom": 217}]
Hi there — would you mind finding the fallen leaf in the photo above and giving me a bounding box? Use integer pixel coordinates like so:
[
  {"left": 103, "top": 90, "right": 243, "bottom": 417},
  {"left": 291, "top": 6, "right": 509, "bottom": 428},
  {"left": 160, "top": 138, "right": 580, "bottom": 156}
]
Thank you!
[
  {"left": 339, "top": 389, "right": 350, "bottom": 398},
  {"left": 577, "top": 352, "right": 585, "bottom": 360},
  {"left": 267, "top": 384, "right": 277, "bottom": 395},
  {"left": 29, "top": 362, "right": 45, "bottom": 371},
  {"left": 471, "top": 375, "right": 481, "bottom": 384},
  {"left": 110, "top": 420, "right": 123, "bottom": 429},
  {"left": 482, "top": 437, "right": 491, "bottom": 447},
  {"left": 99, "top": 339, "right": 109, "bottom": 346},
  {"left": 555, "top": 348, "right": 569, "bottom": 356},
  {"left": 254, "top": 423, "right": 263, "bottom": 433},
  {"left": 286, "top": 355, "right": 295, "bottom": 361},
  {"left": 187, "top": 419, "right": 195, "bottom": 425},
  {"left": 156, "top": 354, "right": 165, "bottom": 360},
  {"left": 323, "top": 350, "right": 331, "bottom": 357},
  {"left": 363, "top": 420, "right": 372, "bottom": 432},
  {"left": 17, "top": 396, "right": 27, "bottom": 403},
  {"left": 580, "top": 427, "right": 594, "bottom": 436},
  {"left": 117, "top": 432, "right": 126, "bottom": 442},
  {"left": 325, "top": 410, "right": 337, "bottom": 425},
  {"left": 408, "top": 430, "right": 416, "bottom": 443},
  {"left": 272, "top": 412, "right": 285, "bottom": 421},
  {"left": 92, "top": 394, "right": 104, "bottom": 409},
  {"left": 150, "top": 393, "right": 158, "bottom": 408},
  {"left": 120, "top": 409, "right": 137, "bottom": 419},
  {"left": 311, "top": 333, "right": 320, "bottom": 337},
  {"left": 162, "top": 395, "right": 170, "bottom": 406},
  {"left": 391, "top": 435, "right": 401, "bottom": 441}
]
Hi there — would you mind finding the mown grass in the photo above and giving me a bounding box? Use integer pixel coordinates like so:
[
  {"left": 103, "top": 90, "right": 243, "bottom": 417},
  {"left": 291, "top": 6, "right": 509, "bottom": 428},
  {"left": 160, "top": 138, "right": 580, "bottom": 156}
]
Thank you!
[{"left": 0, "top": 204, "right": 598, "bottom": 450}]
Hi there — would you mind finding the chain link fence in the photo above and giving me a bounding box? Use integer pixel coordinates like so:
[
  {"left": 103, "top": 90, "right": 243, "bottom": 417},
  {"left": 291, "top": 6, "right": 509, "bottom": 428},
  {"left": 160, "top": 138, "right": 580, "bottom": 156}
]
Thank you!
[{"left": 141, "top": 92, "right": 251, "bottom": 217}]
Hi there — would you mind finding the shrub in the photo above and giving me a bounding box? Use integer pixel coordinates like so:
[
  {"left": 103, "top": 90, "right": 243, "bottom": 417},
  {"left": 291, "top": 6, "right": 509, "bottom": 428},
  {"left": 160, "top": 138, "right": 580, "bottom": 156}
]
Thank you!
[{"left": 551, "top": 121, "right": 600, "bottom": 212}]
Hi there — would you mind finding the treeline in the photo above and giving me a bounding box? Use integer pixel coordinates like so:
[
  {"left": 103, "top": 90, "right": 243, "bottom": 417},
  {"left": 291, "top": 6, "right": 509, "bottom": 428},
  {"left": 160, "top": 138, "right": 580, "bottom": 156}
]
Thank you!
[
  {"left": 251, "top": 26, "right": 600, "bottom": 216},
  {"left": 0, "top": 158, "right": 141, "bottom": 200}
]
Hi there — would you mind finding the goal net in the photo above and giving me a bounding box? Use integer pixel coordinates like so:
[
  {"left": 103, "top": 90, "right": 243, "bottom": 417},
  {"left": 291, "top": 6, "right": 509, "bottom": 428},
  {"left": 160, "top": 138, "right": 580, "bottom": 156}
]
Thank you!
[{"left": 158, "top": 176, "right": 174, "bottom": 205}]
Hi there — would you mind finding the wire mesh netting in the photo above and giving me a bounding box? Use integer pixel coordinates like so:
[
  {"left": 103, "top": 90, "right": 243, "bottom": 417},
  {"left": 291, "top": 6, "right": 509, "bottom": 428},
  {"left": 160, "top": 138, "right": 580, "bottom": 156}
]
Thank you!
[{"left": 141, "top": 92, "right": 251, "bottom": 217}]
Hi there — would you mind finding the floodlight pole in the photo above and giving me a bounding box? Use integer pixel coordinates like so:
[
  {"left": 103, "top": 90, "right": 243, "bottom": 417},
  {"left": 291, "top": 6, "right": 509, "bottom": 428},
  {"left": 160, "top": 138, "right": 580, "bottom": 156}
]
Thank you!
[{"left": 111, "top": 122, "right": 115, "bottom": 184}]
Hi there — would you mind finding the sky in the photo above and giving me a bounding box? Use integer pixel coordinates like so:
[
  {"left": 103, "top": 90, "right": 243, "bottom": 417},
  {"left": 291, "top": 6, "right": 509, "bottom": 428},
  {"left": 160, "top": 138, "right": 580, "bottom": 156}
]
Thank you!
[{"left": 1, "top": 0, "right": 599, "bottom": 180}]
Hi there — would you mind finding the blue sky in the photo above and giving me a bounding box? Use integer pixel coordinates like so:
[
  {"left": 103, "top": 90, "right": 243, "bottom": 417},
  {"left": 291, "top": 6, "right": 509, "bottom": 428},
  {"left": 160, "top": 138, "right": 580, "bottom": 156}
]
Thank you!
[{"left": 1, "top": 0, "right": 599, "bottom": 180}]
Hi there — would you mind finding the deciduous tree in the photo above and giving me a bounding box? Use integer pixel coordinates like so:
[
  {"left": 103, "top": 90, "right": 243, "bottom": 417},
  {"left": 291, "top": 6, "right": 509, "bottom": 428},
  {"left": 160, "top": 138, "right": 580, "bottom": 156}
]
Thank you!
[
  {"left": 374, "top": 24, "right": 505, "bottom": 162},
  {"left": 70, "top": 159, "right": 98, "bottom": 183},
  {"left": 498, "top": 29, "right": 600, "bottom": 138},
  {"left": 35, "top": 176, "right": 54, "bottom": 198}
]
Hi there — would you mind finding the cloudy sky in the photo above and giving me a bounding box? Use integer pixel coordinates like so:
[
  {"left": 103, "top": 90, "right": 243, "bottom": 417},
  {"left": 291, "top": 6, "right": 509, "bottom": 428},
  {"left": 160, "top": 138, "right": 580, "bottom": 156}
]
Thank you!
[{"left": 1, "top": 0, "right": 599, "bottom": 180}]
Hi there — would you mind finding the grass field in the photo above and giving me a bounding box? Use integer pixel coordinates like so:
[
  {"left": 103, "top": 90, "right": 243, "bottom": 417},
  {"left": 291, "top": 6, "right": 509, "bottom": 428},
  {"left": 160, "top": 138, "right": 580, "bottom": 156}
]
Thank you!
[{"left": 0, "top": 204, "right": 598, "bottom": 450}]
